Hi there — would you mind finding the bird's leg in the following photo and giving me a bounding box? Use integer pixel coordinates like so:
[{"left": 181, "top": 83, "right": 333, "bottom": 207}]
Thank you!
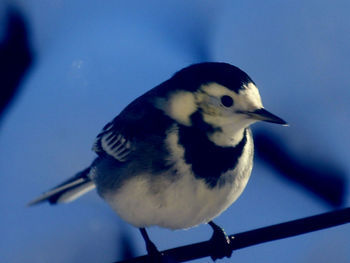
[
  {"left": 139, "top": 228, "right": 163, "bottom": 262},
  {"left": 208, "top": 221, "right": 233, "bottom": 261}
]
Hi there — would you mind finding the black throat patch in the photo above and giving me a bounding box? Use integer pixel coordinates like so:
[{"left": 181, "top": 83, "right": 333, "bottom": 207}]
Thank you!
[{"left": 178, "top": 112, "right": 248, "bottom": 188}]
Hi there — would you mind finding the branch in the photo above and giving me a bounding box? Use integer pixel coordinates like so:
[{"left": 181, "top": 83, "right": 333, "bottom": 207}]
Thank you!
[{"left": 115, "top": 207, "right": 350, "bottom": 263}]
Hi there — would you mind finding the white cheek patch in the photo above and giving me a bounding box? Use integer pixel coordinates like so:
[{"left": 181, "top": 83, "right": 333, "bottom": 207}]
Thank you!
[
  {"left": 162, "top": 91, "right": 197, "bottom": 126},
  {"left": 240, "top": 82, "right": 263, "bottom": 109},
  {"left": 198, "top": 83, "right": 236, "bottom": 115}
]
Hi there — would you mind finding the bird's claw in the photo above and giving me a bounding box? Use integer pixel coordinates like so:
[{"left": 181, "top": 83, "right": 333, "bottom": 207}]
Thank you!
[
  {"left": 145, "top": 240, "right": 164, "bottom": 263},
  {"left": 208, "top": 222, "right": 233, "bottom": 261}
]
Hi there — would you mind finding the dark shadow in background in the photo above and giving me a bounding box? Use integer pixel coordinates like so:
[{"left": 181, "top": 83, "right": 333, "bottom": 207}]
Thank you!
[
  {"left": 254, "top": 130, "right": 347, "bottom": 207},
  {"left": 0, "top": 7, "right": 33, "bottom": 123},
  {"left": 0, "top": 6, "right": 140, "bottom": 260}
]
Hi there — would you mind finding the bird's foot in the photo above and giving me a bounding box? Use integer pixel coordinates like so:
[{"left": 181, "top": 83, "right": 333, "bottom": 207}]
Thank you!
[
  {"left": 140, "top": 228, "right": 174, "bottom": 263},
  {"left": 145, "top": 240, "right": 164, "bottom": 263},
  {"left": 208, "top": 221, "right": 233, "bottom": 261},
  {"left": 145, "top": 242, "right": 177, "bottom": 263}
]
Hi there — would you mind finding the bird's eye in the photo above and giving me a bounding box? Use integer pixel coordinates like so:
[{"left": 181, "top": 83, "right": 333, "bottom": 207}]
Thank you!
[{"left": 220, "top": 95, "right": 234, "bottom": 107}]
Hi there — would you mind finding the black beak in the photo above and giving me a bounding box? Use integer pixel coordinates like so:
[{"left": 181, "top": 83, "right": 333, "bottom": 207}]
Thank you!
[{"left": 248, "top": 108, "right": 288, "bottom": 125}]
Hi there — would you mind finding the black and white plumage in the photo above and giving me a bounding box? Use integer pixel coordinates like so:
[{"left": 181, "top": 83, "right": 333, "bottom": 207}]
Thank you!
[{"left": 29, "top": 62, "right": 286, "bottom": 260}]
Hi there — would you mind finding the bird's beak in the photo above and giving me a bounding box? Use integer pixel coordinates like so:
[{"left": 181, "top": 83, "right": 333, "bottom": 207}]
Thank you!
[{"left": 247, "top": 108, "right": 288, "bottom": 125}]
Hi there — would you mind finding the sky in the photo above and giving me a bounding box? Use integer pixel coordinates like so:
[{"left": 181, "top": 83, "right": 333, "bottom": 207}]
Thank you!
[{"left": 1, "top": 0, "right": 349, "bottom": 262}]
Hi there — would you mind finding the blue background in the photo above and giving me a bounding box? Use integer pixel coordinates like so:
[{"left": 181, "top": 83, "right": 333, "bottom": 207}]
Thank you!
[{"left": 1, "top": 1, "right": 349, "bottom": 262}]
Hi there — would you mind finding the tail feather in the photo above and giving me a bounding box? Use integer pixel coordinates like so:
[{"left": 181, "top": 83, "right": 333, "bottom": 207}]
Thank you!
[{"left": 28, "top": 167, "right": 96, "bottom": 206}]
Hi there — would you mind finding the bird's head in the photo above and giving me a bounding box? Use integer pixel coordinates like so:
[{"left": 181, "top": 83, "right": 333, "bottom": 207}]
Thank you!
[{"left": 156, "top": 62, "right": 287, "bottom": 146}]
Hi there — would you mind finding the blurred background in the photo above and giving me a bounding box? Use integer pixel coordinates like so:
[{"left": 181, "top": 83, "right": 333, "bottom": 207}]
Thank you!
[{"left": 0, "top": 0, "right": 349, "bottom": 262}]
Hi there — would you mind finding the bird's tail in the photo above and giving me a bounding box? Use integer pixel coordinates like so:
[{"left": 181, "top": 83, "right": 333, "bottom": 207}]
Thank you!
[{"left": 28, "top": 167, "right": 95, "bottom": 206}]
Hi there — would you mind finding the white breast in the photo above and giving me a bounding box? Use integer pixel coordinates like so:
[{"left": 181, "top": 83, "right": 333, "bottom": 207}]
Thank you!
[{"left": 103, "top": 127, "right": 253, "bottom": 230}]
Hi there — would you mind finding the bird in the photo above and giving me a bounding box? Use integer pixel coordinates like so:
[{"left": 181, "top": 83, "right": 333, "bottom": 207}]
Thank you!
[{"left": 29, "top": 62, "right": 287, "bottom": 261}]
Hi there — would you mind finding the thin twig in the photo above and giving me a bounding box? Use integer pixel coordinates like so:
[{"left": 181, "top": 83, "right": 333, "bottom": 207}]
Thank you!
[{"left": 115, "top": 207, "right": 350, "bottom": 263}]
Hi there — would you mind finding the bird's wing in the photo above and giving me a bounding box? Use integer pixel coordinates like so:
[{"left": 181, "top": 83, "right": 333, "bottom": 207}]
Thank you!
[
  {"left": 92, "top": 92, "right": 174, "bottom": 162},
  {"left": 92, "top": 121, "right": 132, "bottom": 162}
]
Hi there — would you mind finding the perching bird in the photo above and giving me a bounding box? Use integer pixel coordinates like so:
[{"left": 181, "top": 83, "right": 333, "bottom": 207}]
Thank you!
[{"left": 29, "top": 62, "right": 287, "bottom": 261}]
